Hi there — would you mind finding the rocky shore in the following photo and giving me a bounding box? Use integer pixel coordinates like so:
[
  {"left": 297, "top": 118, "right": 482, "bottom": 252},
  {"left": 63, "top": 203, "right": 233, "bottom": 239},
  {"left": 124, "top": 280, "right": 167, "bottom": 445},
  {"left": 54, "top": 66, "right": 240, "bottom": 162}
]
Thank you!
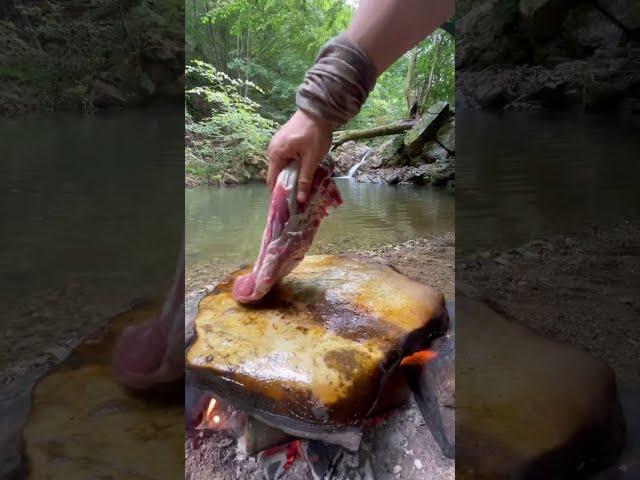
[
  {"left": 456, "top": 0, "right": 640, "bottom": 112},
  {"left": 331, "top": 102, "right": 455, "bottom": 188},
  {"left": 459, "top": 221, "right": 640, "bottom": 385},
  {"left": 186, "top": 233, "right": 455, "bottom": 303}
]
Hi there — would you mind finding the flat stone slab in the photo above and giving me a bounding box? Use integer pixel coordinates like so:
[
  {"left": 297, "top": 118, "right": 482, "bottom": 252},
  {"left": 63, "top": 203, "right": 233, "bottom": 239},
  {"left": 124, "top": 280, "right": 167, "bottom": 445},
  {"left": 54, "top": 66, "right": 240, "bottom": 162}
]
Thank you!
[
  {"left": 23, "top": 304, "right": 184, "bottom": 479},
  {"left": 187, "top": 255, "right": 448, "bottom": 434},
  {"left": 456, "top": 294, "right": 625, "bottom": 478}
]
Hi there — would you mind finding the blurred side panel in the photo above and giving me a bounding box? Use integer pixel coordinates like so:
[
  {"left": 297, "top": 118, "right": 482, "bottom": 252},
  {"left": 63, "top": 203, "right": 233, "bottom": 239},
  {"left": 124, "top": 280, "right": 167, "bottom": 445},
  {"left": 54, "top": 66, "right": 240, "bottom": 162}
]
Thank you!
[
  {"left": 456, "top": 0, "right": 639, "bottom": 478},
  {"left": 0, "top": 0, "right": 185, "bottom": 478}
]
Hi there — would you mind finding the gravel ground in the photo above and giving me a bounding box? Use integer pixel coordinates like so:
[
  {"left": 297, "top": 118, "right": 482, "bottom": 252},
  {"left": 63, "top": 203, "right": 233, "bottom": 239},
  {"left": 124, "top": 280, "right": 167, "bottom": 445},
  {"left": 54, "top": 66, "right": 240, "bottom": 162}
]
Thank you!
[
  {"left": 458, "top": 222, "right": 640, "bottom": 385},
  {"left": 186, "top": 232, "right": 455, "bottom": 303}
]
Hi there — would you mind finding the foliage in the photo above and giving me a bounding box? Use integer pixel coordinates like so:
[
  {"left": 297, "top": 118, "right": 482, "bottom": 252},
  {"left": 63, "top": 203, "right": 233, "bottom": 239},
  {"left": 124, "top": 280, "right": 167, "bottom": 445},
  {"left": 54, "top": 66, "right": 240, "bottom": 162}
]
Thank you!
[
  {"left": 0, "top": 0, "right": 183, "bottom": 116},
  {"left": 185, "top": 60, "right": 276, "bottom": 186},
  {"left": 185, "top": 0, "right": 455, "bottom": 186}
]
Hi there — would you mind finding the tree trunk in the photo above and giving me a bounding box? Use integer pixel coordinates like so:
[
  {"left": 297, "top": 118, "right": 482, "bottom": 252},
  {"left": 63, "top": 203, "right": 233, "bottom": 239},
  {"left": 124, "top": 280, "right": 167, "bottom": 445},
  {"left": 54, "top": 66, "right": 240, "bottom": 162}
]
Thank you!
[
  {"left": 418, "top": 32, "right": 445, "bottom": 113},
  {"left": 332, "top": 120, "right": 417, "bottom": 146},
  {"left": 244, "top": 28, "right": 251, "bottom": 97},
  {"left": 405, "top": 47, "right": 418, "bottom": 117}
]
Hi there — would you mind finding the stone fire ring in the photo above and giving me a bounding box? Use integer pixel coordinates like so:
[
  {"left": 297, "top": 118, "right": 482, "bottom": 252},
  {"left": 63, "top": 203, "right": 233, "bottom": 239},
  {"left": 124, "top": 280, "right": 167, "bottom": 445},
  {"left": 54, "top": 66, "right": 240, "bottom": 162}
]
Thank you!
[{"left": 186, "top": 255, "right": 448, "bottom": 449}]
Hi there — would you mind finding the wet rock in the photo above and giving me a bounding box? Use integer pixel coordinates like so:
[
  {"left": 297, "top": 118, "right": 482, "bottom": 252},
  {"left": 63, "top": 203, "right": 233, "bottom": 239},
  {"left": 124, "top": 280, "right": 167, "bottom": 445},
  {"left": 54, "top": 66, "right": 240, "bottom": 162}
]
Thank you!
[
  {"left": 457, "top": 294, "right": 625, "bottom": 479},
  {"left": 332, "top": 141, "right": 372, "bottom": 173},
  {"left": 474, "top": 82, "right": 506, "bottom": 108},
  {"left": 404, "top": 101, "right": 449, "bottom": 155},
  {"left": 435, "top": 118, "right": 455, "bottom": 153},
  {"left": 597, "top": 0, "right": 640, "bottom": 30},
  {"left": 187, "top": 255, "right": 448, "bottom": 445}
]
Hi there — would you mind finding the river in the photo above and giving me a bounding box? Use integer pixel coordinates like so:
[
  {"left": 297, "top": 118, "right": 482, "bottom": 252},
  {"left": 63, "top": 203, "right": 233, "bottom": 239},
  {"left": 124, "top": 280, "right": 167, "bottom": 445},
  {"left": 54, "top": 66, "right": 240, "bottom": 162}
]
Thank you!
[
  {"left": 186, "top": 180, "right": 455, "bottom": 287},
  {"left": 457, "top": 111, "right": 640, "bottom": 253}
]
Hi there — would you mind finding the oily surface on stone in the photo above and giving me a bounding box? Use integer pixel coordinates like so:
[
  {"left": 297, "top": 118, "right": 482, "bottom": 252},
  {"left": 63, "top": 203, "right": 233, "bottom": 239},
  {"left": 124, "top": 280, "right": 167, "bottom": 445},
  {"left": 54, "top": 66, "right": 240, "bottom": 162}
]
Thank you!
[
  {"left": 23, "top": 304, "right": 184, "bottom": 480},
  {"left": 187, "top": 255, "right": 448, "bottom": 428},
  {"left": 456, "top": 293, "right": 625, "bottom": 479}
]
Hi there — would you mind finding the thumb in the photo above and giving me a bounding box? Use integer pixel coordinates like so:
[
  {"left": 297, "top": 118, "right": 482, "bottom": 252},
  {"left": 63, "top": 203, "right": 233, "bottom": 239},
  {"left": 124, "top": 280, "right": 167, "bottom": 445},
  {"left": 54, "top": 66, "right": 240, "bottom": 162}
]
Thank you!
[{"left": 297, "top": 154, "right": 319, "bottom": 204}]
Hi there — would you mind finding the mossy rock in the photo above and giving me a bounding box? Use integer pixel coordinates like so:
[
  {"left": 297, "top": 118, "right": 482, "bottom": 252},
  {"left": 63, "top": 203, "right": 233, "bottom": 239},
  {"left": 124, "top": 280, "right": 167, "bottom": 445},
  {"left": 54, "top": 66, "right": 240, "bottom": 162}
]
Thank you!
[
  {"left": 436, "top": 118, "right": 455, "bottom": 153},
  {"left": 404, "top": 101, "right": 450, "bottom": 155}
]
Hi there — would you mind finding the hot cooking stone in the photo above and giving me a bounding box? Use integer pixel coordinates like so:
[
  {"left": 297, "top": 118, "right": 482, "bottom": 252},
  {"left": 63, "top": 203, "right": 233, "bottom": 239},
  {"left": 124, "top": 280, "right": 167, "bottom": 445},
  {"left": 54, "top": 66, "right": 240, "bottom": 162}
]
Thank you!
[{"left": 186, "top": 255, "right": 448, "bottom": 439}]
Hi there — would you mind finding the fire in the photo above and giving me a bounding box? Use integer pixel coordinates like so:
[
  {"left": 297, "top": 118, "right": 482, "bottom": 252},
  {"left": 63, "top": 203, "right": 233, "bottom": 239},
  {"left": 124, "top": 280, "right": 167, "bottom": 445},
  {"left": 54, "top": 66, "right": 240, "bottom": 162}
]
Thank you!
[
  {"left": 401, "top": 349, "right": 437, "bottom": 366},
  {"left": 196, "top": 398, "right": 220, "bottom": 430}
]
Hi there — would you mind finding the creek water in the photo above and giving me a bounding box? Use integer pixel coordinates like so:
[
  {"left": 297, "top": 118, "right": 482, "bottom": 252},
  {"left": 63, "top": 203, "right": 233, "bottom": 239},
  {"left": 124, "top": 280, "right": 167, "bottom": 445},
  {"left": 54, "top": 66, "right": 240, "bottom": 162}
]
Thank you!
[
  {"left": 0, "top": 105, "right": 184, "bottom": 310},
  {"left": 185, "top": 180, "right": 455, "bottom": 282},
  {"left": 457, "top": 111, "right": 640, "bottom": 254}
]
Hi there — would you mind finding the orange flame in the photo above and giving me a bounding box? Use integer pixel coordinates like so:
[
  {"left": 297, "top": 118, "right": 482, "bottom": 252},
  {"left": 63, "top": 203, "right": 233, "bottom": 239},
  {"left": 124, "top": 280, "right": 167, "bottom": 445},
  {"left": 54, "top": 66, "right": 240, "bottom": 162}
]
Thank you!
[
  {"left": 401, "top": 350, "right": 437, "bottom": 366},
  {"left": 196, "top": 398, "right": 219, "bottom": 430}
]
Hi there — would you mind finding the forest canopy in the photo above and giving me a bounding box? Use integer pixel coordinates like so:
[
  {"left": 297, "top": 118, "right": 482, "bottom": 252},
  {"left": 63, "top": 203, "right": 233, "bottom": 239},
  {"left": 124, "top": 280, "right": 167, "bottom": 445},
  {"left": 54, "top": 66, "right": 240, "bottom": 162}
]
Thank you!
[{"left": 185, "top": 0, "right": 454, "bottom": 186}]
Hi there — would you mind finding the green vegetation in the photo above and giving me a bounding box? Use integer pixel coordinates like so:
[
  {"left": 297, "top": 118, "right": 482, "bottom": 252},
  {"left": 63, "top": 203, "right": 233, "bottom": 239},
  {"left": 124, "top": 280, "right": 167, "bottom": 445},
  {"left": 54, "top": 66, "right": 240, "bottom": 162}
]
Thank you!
[
  {"left": 0, "top": 0, "right": 183, "bottom": 116},
  {"left": 185, "top": 0, "right": 454, "bottom": 187}
]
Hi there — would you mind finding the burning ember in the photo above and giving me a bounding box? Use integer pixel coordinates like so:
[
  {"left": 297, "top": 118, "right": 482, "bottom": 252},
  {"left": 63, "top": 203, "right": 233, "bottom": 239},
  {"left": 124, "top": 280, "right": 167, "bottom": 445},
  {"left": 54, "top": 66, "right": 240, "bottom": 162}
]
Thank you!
[
  {"left": 401, "top": 349, "right": 437, "bottom": 366},
  {"left": 196, "top": 398, "right": 218, "bottom": 430}
]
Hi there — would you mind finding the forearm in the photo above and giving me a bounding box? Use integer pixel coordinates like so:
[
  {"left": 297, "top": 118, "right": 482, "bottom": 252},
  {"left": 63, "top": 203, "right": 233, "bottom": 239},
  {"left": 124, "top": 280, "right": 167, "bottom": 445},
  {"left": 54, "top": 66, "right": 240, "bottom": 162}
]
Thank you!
[{"left": 347, "top": 0, "right": 454, "bottom": 74}]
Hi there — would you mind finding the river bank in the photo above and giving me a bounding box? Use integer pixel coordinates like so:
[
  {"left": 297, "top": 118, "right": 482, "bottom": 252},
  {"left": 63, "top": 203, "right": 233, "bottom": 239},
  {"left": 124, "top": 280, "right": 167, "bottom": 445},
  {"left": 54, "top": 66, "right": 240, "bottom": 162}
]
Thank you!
[
  {"left": 186, "top": 232, "right": 455, "bottom": 302},
  {"left": 185, "top": 101, "right": 456, "bottom": 189},
  {"left": 459, "top": 221, "right": 640, "bottom": 386}
]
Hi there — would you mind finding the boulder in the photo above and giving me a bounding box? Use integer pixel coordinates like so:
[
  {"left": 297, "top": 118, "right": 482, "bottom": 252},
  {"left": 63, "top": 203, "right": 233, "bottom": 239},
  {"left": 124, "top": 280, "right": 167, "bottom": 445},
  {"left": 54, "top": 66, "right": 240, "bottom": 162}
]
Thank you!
[
  {"left": 186, "top": 255, "right": 448, "bottom": 448},
  {"left": 597, "top": 0, "right": 640, "bottom": 30},
  {"left": 435, "top": 118, "right": 455, "bottom": 153},
  {"left": 409, "top": 303, "right": 455, "bottom": 458},
  {"left": 404, "top": 101, "right": 450, "bottom": 155},
  {"left": 519, "top": 0, "right": 573, "bottom": 40},
  {"left": 425, "top": 162, "right": 455, "bottom": 187},
  {"left": 564, "top": 5, "right": 625, "bottom": 53},
  {"left": 374, "top": 134, "right": 406, "bottom": 168},
  {"left": 457, "top": 0, "right": 520, "bottom": 68},
  {"left": 422, "top": 141, "right": 449, "bottom": 163},
  {"left": 456, "top": 294, "right": 625, "bottom": 479}
]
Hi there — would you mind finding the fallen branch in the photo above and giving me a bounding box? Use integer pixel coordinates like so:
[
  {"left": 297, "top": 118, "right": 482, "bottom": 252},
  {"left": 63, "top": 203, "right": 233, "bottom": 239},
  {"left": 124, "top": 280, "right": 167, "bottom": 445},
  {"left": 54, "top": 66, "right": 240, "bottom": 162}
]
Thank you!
[{"left": 332, "top": 120, "right": 416, "bottom": 146}]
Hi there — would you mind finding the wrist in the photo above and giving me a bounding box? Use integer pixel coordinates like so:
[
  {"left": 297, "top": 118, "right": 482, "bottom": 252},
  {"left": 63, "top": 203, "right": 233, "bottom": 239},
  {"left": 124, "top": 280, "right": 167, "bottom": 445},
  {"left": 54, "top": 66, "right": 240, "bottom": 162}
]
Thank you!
[
  {"left": 295, "top": 33, "right": 377, "bottom": 129},
  {"left": 296, "top": 108, "right": 334, "bottom": 134}
]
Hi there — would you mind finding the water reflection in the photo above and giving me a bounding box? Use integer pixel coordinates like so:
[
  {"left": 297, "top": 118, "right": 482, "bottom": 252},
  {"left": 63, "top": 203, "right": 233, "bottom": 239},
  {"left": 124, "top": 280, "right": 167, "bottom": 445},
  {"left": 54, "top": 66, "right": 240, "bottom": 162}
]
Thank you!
[
  {"left": 185, "top": 180, "right": 455, "bottom": 273},
  {"left": 457, "top": 111, "right": 640, "bottom": 253}
]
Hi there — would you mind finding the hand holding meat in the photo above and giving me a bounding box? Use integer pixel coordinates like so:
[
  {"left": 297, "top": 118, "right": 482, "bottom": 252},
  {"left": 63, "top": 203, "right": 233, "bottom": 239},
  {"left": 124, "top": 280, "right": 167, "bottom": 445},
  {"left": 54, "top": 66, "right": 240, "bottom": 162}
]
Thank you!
[
  {"left": 266, "top": 109, "right": 333, "bottom": 203},
  {"left": 233, "top": 160, "right": 342, "bottom": 303}
]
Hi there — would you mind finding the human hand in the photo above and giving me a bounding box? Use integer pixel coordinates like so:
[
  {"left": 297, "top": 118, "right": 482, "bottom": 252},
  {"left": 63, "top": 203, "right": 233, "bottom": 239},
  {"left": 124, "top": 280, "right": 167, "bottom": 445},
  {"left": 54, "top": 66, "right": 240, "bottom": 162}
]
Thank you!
[{"left": 267, "top": 109, "right": 333, "bottom": 203}]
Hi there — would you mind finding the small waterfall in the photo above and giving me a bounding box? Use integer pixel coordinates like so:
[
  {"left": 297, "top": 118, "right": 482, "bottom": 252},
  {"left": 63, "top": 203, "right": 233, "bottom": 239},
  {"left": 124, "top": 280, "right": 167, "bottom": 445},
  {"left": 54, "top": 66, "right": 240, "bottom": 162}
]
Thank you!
[{"left": 347, "top": 150, "right": 372, "bottom": 178}]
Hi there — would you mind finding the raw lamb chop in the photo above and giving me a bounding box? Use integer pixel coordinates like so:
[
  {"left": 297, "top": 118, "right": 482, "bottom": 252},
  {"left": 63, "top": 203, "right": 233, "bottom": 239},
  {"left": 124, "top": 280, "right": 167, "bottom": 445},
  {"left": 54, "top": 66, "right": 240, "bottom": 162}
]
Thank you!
[{"left": 233, "top": 160, "right": 342, "bottom": 303}]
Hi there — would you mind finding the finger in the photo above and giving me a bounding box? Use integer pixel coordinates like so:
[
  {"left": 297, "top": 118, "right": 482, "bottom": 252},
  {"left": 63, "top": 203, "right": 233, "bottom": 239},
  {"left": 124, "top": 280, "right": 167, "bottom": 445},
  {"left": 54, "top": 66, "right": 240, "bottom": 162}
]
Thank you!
[
  {"left": 297, "top": 154, "right": 318, "bottom": 203},
  {"left": 267, "top": 152, "right": 286, "bottom": 191}
]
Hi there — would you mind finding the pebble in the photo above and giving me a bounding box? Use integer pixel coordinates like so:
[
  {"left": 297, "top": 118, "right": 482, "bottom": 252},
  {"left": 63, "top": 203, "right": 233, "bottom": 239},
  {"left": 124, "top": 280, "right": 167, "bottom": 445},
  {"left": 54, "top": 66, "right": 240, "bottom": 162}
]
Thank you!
[
  {"left": 414, "top": 459, "right": 423, "bottom": 470},
  {"left": 393, "top": 465, "right": 402, "bottom": 474}
]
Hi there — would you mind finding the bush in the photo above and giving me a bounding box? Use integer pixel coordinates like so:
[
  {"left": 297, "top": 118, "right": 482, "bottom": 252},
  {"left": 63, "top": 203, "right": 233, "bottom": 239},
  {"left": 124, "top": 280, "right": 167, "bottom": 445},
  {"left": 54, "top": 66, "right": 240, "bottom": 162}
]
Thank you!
[{"left": 185, "top": 60, "right": 277, "bottom": 186}]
